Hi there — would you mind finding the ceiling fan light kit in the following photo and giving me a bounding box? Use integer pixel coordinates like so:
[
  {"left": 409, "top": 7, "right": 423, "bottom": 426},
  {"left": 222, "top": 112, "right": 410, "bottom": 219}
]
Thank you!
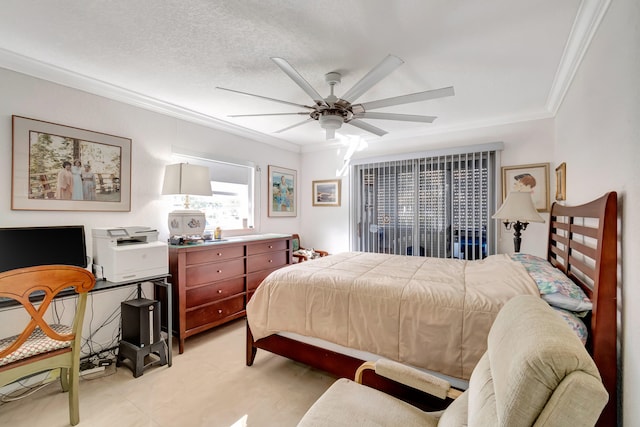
[
  {"left": 217, "top": 54, "right": 454, "bottom": 141},
  {"left": 319, "top": 113, "right": 343, "bottom": 140}
]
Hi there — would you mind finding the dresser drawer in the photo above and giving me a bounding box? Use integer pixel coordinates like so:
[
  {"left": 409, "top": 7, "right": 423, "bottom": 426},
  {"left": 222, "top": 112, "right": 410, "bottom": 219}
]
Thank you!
[
  {"left": 186, "top": 277, "right": 245, "bottom": 308},
  {"left": 246, "top": 239, "right": 288, "bottom": 255},
  {"left": 247, "top": 251, "right": 287, "bottom": 273},
  {"left": 186, "top": 245, "right": 244, "bottom": 265},
  {"left": 186, "top": 295, "right": 245, "bottom": 331},
  {"left": 186, "top": 258, "right": 245, "bottom": 286}
]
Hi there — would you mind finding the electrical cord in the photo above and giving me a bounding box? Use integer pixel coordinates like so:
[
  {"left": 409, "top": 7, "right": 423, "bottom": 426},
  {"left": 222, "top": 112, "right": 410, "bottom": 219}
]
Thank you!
[
  {"left": 0, "top": 376, "right": 55, "bottom": 404},
  {"left": 5, "top": 285, "right": 158, "bottom": 396},
  {"left": 80, "top": 288, "right": 138, "bottom": 360},
  {"left": 79, "top": 363, "right": 118, "bottom": 380}
]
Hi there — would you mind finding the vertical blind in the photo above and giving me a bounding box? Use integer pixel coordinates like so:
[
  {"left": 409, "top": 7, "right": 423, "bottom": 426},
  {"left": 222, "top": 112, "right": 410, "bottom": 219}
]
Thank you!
[{"left": 352, "top": 148, "right": 497, "bottom": 259}]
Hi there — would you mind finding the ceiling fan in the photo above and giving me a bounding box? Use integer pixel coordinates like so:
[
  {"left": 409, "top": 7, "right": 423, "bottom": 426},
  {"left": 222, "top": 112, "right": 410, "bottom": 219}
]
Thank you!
[{"left": 216, "top": 55, "right": 454, "bottom": 140}]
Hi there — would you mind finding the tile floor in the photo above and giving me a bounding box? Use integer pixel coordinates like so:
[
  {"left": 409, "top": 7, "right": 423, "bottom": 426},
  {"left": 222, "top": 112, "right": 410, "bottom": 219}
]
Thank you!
[{"left": 0, "top": 319, "right": 336, "bottom": 427}]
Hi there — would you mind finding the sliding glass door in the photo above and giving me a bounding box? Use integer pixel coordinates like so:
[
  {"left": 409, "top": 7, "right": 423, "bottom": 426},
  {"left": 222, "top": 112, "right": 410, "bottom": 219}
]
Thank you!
[{"left": 352, "top": 149, "right": 497, "bottom": 259}]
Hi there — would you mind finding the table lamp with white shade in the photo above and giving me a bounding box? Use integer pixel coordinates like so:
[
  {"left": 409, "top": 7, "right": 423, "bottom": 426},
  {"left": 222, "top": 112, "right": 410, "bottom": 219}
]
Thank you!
[
  {"left": 161, "top": 163, "right": 211, "bottom": 238},
  {"left": 492, "top": 191, "right": 545, "bottom": 252}
]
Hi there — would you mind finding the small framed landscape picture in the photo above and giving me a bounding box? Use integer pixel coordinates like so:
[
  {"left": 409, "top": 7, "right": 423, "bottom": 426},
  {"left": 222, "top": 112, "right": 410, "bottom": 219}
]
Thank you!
[{"left": 312, "top": 179, "right": 341, "bottom": 207}]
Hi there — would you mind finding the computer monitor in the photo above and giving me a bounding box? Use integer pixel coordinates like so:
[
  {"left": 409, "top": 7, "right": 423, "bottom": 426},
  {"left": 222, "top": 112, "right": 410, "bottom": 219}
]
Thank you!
[{"left": 0, "top": 225, "right": 88, "bottom": 273}]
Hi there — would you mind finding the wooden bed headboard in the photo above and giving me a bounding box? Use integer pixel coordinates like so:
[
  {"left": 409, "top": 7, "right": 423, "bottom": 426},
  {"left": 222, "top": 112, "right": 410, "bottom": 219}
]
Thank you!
[{"left": 547, "top": 191, "right": 617, "bottom": 426}]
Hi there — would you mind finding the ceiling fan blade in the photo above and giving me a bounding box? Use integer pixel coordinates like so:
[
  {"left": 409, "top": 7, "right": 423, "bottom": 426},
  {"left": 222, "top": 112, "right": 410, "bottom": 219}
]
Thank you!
[
  {"left": 271, "top": 57, "right": 328, "bottom": 107},
  {"left": 347, "top": 119, "right": 388, "bottom": 137},
  {"left": 217, "top": 87, "right": 315, "bottom": 110},
  {"left": 274, "top": 118, "right": 315, "bottom": 133},
  {"left": 229, "top": 112, "right": 310, "bottom": 117},
  {"left": 354, "top": 112, "right": 437, "bottom": 123},
  {"left": 339, "top": 55, "right": 404, "bottom": 104},
  {"left": 358, "top": 86, "right": 455, "bottom": 111}
]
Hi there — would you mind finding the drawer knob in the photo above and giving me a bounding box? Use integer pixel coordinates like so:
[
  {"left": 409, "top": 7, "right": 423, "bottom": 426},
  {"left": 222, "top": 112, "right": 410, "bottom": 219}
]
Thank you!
[
  {"left": 217, "top": 269, "right": 222, "bottom": 273},
  {"left": 217, "top": 252, "right": 222, "bottom": 256},
  {"left": 268, "top": 245, "right": 273, "bottom": 248},
  {"left": 218, "top": 309, "right": 223, "bottom": 314},
  {"left": 217, "top": 289, "right": 223, "bottom": 294},
  {"left": 268, "top": 259, "right": 273, "bottom": 263}
]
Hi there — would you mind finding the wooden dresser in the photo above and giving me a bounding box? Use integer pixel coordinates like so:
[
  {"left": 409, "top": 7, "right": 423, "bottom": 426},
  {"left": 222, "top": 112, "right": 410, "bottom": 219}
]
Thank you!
[{"left": 166, "top": 234, "right": 292, "bottom": 353}]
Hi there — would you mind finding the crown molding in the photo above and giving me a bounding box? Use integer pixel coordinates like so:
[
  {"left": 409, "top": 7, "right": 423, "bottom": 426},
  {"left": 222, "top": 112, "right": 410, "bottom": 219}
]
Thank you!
[
  {"left": 546, "top": 0, "right": 612, "bottom": 114},
  {"left": 0, "top": 48, "right": 301, "bottom": 153}
]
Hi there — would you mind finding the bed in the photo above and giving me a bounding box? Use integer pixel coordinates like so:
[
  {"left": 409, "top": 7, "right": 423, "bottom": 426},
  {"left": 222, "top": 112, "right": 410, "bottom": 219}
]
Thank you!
[{"left": 246, "top": 192, "right": 618, "bottom": 426}]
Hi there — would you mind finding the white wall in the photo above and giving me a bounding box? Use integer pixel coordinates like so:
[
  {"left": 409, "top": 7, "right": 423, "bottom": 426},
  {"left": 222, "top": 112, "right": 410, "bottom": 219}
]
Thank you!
[
  {"left": 554, "top": 0, "right": 639, "bottom": 424},
  {"left": 300, "top": 118, "right": 556, "bottom": 258},
  {"left": 0, "top": 68, "right": 301, "bottom": 355},
  {"left": 299, "top": 146, "right": 352, "bottom": 254}
]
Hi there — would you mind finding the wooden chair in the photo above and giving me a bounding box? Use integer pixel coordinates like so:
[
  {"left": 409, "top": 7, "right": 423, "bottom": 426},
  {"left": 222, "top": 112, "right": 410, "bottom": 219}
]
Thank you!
[
  {"left": 0, "top": 265, "right": 96, "bottom": 426},
  {"left": 291, "top": 234, "right": 328, "bottom": 262}
]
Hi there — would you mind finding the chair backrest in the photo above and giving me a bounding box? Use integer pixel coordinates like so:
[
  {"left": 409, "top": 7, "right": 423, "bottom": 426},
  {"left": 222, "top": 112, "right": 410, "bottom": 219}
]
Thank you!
[
  {"left": 0, "top": 265, "right": 95, "bottom": 365},
  {"left": 440, "top": 295, "right": 608, "bottom": 426},
  {"left": 292, "top": 234, "right": 301, "bottom": 251}
]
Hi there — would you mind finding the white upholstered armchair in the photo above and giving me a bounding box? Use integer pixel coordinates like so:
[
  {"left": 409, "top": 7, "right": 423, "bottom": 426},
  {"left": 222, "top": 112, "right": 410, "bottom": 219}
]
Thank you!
[{"left": 297, "top": 295, "right": 609, "bottom": 427}]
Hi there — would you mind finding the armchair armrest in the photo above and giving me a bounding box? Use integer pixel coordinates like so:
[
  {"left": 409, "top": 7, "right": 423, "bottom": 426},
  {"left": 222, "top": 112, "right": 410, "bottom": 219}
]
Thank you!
[{"left": 355, "top": 359, "right": 462, "bottom": 400}]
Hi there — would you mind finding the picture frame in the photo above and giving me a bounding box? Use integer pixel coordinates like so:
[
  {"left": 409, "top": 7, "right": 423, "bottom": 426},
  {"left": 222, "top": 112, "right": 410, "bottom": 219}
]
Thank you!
[
  {"left": 268, "top": 165, "right": 296, "bottom": 217},
  {"left": 12, "top": 115, "right": 132, "bottom": 211},
  {"left": 555, "top": 162, "right": 566, "bottom": 201},
  {"left": 501, "top": 162, "right": 550, "bottom": 212},
  {"left": 312, "top": 179, "right": 341, "bottom": 207}
]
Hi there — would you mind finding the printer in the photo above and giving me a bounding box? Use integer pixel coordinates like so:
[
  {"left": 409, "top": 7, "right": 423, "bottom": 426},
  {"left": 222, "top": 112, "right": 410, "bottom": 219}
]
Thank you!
[{"left": 92, "top": 226, "right": 168, "bottom": 283}]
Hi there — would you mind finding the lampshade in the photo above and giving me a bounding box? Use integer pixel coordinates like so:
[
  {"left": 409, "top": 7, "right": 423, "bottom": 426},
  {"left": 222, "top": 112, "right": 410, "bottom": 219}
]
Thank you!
[
  {"left": 492, "top": 191, "right": 544, "bottom": 223},
  {"left": 162, "top": 163, "right": 211, "bottom": 238},
  {"left": 161, "top": 163, "right": 212, "bottom": 198}
]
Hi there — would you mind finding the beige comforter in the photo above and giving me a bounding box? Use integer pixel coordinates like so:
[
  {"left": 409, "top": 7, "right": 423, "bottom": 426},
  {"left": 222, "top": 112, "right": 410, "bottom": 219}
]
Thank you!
[{"left": 246, "top": 252, "right": 539, "bottom": 380}]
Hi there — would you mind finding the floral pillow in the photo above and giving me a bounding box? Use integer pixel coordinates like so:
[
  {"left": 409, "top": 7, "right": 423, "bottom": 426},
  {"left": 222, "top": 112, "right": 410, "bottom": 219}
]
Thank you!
[
  {"left": 511, "top": 253, "right": 592, "bottom": 312},
  {"left": 551, "top": 306, "right": 588, "bottom": 345}
]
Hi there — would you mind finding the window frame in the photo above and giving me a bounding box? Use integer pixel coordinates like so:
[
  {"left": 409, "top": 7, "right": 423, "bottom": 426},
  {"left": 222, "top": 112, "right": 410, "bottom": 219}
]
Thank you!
[{"left": 168, "top": 151, "right": 256, "bottom": 233}]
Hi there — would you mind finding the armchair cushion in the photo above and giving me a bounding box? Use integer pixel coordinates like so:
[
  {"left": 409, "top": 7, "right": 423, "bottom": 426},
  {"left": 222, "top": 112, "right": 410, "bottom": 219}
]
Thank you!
[
  {"left": 297, "top": 378, "right": 439, "bottom": 427},
  {"left": 437, "top": 391, "right": 468, "bottom": 426}
]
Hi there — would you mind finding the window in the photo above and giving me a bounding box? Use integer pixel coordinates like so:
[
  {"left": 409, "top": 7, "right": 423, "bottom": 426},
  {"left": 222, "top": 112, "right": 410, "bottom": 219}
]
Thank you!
[
  {"left": 168, "top": 153, "right": 254, "bottom": 231},
  {"left": 351, "top": 146, "right": 499, "bottom": 259}
]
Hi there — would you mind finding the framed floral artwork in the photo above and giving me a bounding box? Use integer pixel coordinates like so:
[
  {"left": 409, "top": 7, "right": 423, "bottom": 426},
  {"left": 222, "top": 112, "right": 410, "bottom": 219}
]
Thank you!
[
  {"left": 268, "top": 165, "right": 296, "bottom": 217},
  {"left": 11, "top": 115, "right": 131, "bottom": 211}
]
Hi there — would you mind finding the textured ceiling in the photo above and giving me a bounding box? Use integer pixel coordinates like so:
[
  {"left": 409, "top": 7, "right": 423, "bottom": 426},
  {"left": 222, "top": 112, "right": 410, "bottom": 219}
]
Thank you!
[{"left": 0, "top": 1, "right": 593, "bottom": 151}]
